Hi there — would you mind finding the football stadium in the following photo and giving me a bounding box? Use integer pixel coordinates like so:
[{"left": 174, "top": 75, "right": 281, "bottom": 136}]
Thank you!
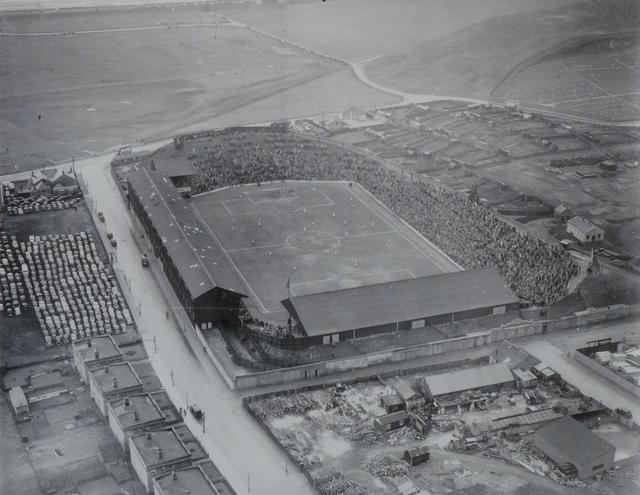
[{"left": 125, "top": 126, "right": 574, "bottom": 352}]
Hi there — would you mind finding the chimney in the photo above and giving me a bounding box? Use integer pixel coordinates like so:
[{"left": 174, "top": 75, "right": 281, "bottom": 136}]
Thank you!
[
  {"left": 94, "top": 349, "right": 100, "bottom": 359},
  {"left": 87, "top": 339, "right": 92, "bottom": 347},
  {"left": 104, "top": 365, "right": 109, "bottom": 373},
  {"left": 157, "top": 447, "right": 163, "bottom": 460},
  {"left": 146, "top": 431, "right": 151, "bottom": 440},
  {"left": 133, "top": 411, "right": 139, "bottom": 422},
  {"left": 112, "top": 377, "right": 118, "bottom": 389},
  {"left": 124, "top": 397, "right": 130, "bottom": 407},
  {"left": 171, "top": 471, "right": 177, "bottom": 480}
]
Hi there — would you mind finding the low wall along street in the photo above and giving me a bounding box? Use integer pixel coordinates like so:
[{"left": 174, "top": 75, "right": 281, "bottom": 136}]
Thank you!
[{"left": 233, "top": 304, "right": 640, "bottom": 390}]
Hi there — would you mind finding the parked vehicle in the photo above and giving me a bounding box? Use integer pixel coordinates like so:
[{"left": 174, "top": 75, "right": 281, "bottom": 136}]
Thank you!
[
  {"left": 110, "top": 238, "right": 117, "bottom": 247},
  {"left": 141, "top": 254, "right": 149, "bottom": 267},
  {"left": 98, "top": 212, "right": 105, "bottom": 222},
  {"left": 190, "top": 405, "right": 203, "bottom": 421}
]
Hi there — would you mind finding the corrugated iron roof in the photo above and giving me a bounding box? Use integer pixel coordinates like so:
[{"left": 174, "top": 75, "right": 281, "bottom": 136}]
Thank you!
[
  {"left": 534, "top": 416, "right": 615, "bottom": 465},
  {"left": 423, "top": 363, "right": 514, "bottom": 397},
  {"left": 285, "top": 267, "right": 517, "bottom": 337}
]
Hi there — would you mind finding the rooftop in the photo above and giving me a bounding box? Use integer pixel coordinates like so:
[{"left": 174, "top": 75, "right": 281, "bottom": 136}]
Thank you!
[
  {"left": 9, "top": 387, "right": 28, "bottom": 408},
  {"left": 423, "top": 363, "right": 514, "bottom": 397},
  {"left": 390, "top": 377, "right": 421, "bottom": 401},
  {"left": 491, "top": 408, "right": 562, "bottom": 431},
  {"left": 567, "top": 216, "right": 604, "bottom": 235},
  {"left": 127, "top": 166, "right": 247, "bottom": 299},
  {"left": 381, "top": 394, "right": 403, "bottom": 407},
  {"left": 496, "top": 341, "right": 540, "bottom": 370},
  {"left": 285, "top": 267, "right": 518, "bottom": 337},
  {"left": 375, "top": 410, "right": 409, "bottom": 425},
  {"left": 534, "top": 416, "right": 615, "bottom": 465},
  {"left": 149, "top": 151, "right": 197, "bottom": 178},
  {"left": 73, "top": 335, "right": 122, "bottom": 363},
  {"left": 89, "top": 362, "right": 142, "bottom": 394},
  {"left": 109, "top": 394, "right": 165, "bottom": 429},
  {"left": 405, "top": 445, "right": 430, "bottom": 457},
  {"left": 154, "top": 466, "right": 219, "bottom": 495},
  {"left": 130, "top": 428, "right": 191, "bottom": 468}
]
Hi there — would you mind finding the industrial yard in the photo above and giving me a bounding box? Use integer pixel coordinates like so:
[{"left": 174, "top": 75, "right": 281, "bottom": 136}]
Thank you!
[{"left": 246, "top": 356, "right": 640, "bottom": 495}]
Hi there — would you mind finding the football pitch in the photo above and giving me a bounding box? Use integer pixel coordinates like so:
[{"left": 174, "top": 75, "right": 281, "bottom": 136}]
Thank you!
[{"left": 190, "top": 181, "right": 459, "bottom": 321}]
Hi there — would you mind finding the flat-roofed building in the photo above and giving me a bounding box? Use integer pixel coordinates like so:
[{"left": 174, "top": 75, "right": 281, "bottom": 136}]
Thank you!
[
  {"left": 153, "top": 466, "right": 220, "bottom": 495},
  {"left": 88, "top": 362, "right": 143, "bottom": 417},
  {"left": 108, "top": 393, "right": 166, "bottom": 452},
  {"left": 129, "top": 428, "right": 192, "bottom": 493},
  {"left": 72, "top": 335, "right": 123, "bottom": 382}
]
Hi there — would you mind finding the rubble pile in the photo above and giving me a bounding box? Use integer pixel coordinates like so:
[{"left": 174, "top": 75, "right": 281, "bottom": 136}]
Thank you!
[
  {"left": 314, "top": 470, "right": 366, "bottom": 495},
  {"left": 250, "top": 394, "right": 319, "bottom": 420},
  {"left": 362, "top": 454, "right": 409, "bottom": 480}
]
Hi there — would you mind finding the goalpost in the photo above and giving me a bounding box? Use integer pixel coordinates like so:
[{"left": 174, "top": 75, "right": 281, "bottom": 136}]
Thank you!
[{"left": 260, "top": 187, "right": 283, "bottom": 198}]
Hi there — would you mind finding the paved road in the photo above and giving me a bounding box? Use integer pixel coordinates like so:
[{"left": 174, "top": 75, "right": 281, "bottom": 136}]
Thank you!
[{"left": 79, "top": 157, "right": 315, "bottom": 495}]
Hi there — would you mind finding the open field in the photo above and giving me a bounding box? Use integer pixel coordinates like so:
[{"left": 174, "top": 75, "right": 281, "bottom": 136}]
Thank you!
[
  {"left": 497, "top": 33, "right": 640, "bottom": 121},
  {"left": 192, "top": 181, "right": 458, "bottom": 320},
  {"left": 365, "top": 1, "right": 639, "bottom": 103},
  {"left": 0, "top": 4, "right": 396, "bottom": 171},
  {"left": 217, "top": 0, "right": 568, "bottom": 61}
]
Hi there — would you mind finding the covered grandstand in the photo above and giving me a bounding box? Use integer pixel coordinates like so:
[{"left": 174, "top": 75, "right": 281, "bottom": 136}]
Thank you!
[
  {"left": 127, "top": 165, "right": 246, "bottom": 330},
  {"left": 281, "top": 267, "right": 519, "bottom": 344}
]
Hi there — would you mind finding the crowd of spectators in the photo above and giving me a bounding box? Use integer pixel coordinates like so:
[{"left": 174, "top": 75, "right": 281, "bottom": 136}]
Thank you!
[{"left": 190, "top": 130, "right": 576, "bottom": 306}]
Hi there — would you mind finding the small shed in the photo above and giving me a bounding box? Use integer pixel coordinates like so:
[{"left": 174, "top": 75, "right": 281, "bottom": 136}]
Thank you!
[
  {"left": 391, "top": 377, "right": 425, "bottom": 409},
  {"left": 554, "top": 204, "right": 571, "bottom": 223},
  {"left": 373, "top": 411, "right": 410, "bottom": 433},
  {"left": 512, "top": 368, "right": 538, "bottom": 389},
  {"left": 532, "top": 363, "right": 558, "bottom": 382},
  {"left": 380, "top": 394, "right": 404, "bottom": 414},
  {"left": 9, "top": 387, "right": 29, "bottom": 416},
  {"left": 403, "top": 445, "right": 430, "bottom": 467}
]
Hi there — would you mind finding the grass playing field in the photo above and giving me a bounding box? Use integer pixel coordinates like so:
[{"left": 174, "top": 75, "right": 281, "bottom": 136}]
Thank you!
[{"left": 190, "top": 180, "right": 459, "bottom": 322}]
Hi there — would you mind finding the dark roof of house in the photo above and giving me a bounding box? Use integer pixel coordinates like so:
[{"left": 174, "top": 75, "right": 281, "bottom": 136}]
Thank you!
[
  {"left": 284, "top": 267, "right": 518, "bottom": 337},
  {"left": 534, "top": 416, "right": 615, "bottom": 465},
  {"left": 53, "top": 173, "right": 77, "bottom": 187},
  {"left": 127, "top": 166, "right": 246, "bottom": 299}
]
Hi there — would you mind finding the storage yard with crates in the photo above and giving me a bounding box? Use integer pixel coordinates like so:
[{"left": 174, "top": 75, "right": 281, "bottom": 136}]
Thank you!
[{"left": 246, "top": 352, "right": 640, "bottom": 495}]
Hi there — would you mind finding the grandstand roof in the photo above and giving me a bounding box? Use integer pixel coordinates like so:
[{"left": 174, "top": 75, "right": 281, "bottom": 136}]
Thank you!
[
  {"left": 127, "top": 166, "right": 246, "bottom": 299},
  {"left": 422, "top": 363, "right": 514, "bottom": 397},
  {"left": 149, "top": 152, "right": 196, "bottom": 178},
  {"left": 284, "top": 267, "right": 518, "bottom": 337}
]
